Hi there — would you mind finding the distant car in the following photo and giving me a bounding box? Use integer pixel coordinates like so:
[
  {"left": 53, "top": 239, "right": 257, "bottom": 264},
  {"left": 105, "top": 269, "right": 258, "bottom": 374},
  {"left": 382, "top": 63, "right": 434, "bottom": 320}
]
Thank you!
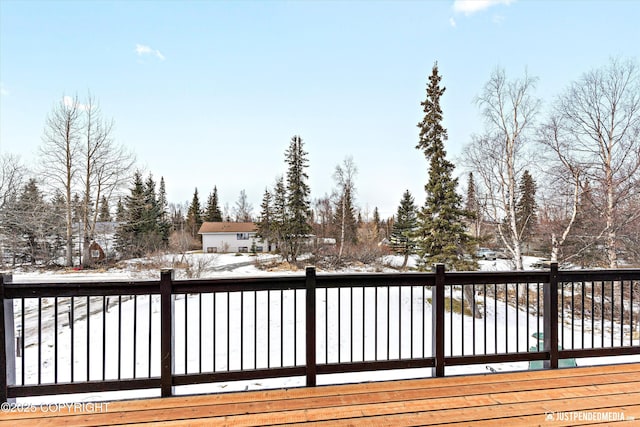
[
  {"left": 530, "top": 259, "right": 552, "bottom": 269},
  {"left": 476, "top": 247, "right": 497, "bottom": 260}
]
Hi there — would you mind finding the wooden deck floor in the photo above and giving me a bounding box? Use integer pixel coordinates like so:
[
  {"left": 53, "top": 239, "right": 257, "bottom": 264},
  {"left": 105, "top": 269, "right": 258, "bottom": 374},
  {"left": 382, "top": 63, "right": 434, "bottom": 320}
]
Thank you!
[{"left": 1, "top": 363, "right": 639, "bottom": 426}]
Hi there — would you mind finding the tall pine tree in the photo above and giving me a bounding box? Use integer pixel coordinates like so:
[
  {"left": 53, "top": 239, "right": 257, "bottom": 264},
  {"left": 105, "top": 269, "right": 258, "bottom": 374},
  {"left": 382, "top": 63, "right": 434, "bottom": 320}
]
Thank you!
[
  {"left": 204, "top": 186, "right": 223, "bottom": 222},
  {"left": 115, "top": 171, "right": 147, "bottom": 258},
  {"left": 272, "top": 176, "right": 288, "bottom": 258},
  {"left": 284, "top": 135, "right": 311, "bottom": 263},
  {"left": 98, "top": 195, "right": 111, "bottom": 222},
  {"left": 372, "top": 206, "right": 381, "bottom": 239},
  {"left": 142, "top": 173, "right": 165, "bottom": 251},
  {"left": 415, "top": 63, "right": 474, "bottom": 271},
  {"left": 157, "top": 176, "right": 171, "bottom": 243},
  {"left": 115, "top": 197, "right": 126, "bottom": 222},
  {"left": 256, "top": 188, "right": 274, "bottom": 250},
  {"left": 465, "top": 172, "right": 482, "bottom": 240},
  {"left": 390, "top": 190, "right": 418, "bottom": 270},
  {"left": 515, "top": 170, "right": 537, "bottom": 254},
  {"left": 185, "top": 188, "right": 203, "bottom": 239}
]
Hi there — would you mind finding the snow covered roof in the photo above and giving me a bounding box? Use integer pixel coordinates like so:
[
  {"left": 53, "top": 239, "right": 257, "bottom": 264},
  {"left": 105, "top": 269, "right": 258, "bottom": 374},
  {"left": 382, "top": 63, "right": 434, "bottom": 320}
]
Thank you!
[{"left": 198, "top": 222, "right": 257, "bottom": 234}]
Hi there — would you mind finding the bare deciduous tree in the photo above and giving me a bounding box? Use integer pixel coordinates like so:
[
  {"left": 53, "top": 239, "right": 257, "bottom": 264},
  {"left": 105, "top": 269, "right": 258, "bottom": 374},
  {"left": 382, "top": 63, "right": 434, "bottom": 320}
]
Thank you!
[
  {"left": 333, "top": 156, "right": 358, "bottom": 259},
  {"left": 464, "top": 68, "right": 540, "bottom": 270},
  {"left": 40, "top": 95, "right": 82, "bottom": 266},
  {"left": 80, "top": 95, "right": 135, "bottom": 267},
  {"left": 538, "top": 115, "right": 585, "bottom": 263},
  {"left": 40, "top": 94, "right": 134, "bottom": 267},
  {"left": 0, "top": 153, "right": 25, "bottom": 211},
  {"left": 233, "top": 189, "right": 253, "bottom": 222},
  {"left": 543, "top": 58, "right": 640, "bottom": 268},
  {"left": 0, "top": 154, "right": 26, "bottom": 265}
]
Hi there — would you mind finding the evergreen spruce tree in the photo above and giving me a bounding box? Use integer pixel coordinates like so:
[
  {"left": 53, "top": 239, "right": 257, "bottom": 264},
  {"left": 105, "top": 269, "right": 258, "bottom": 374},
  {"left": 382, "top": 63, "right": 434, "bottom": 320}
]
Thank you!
[
  {"left": 115, "top": 171, "right": 147, "bottom": 258},
  {"left": 15, "top": 179, "right": 48, "bottom": 264},
  {"left": 272, "top": 176, "right": 288, "bottom": 258},
  {"left": 170, "top": 203, "right": 186, "bottom": 233},
  {"left": 50, "top": 190, "right": 68, "bottom": 258},
  {"left": 142, "top": 174, "right": 163, "bottom": 251},
  {"left": 157, "top": 176, "right": 171, "bottom": 242},
  {"left": 465, "top": 172, "right": 482, "bottom": 240},
  {"left": 284, "top": 135, "right": 311, "bottom": 263},
  {"left": 256, "top": 188, "right": 273, "bottom": 250},
  {"left": 185, "top": 188, "right": 203, "bottom": 239},
  {"left": 372, "top": 206, "right": 381, "bottom": 238},
  {"left": 115, "top": 197, "right": 126, "bottom": 222},
  {"left": 98, "top": 195, "right": 111, "bottom": 222},
  {"left": 204, "top": 186, "right": 223, "bottom": 222},
  {"left": 157, "top": 177, "right": 168, "bottom": 224},
  {"left": 333, "top": 186, "right": 358, "bottom": 248},
  {"left": 465, "top": 172, "right": 477, "bottom": 213},
  {"left": 515, "top": 170, "right": 537, "bottom": 254},
  {"left": 72, "top": 193, "right": 82, "bottom": 223},
  {"left": 415, "top": 63, "right": 474, "bottom": 271},
  {"left": 390, "top": 190, "right": 418, "bottom": 269},
  {"left": 566, "top": 181, "right": 603, "bottom": 267}
]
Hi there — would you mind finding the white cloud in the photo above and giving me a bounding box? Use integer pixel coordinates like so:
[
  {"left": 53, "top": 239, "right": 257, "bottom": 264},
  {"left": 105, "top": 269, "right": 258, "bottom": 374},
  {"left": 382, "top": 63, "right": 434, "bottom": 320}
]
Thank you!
[
  {"left": 135, "top": 44, "right": 166, "bottom": 61},
  {"left": 449, "top": 17, "right": 457, "bottom": 27},
  {"left": 62, "top": 96, "right": 90, "bottom": 111},
  {"left": 0, "top": 83, "right": 8, "bottom": 96},
  {"left": 453, "top": 0, "right": 515, "bottom": 15}
]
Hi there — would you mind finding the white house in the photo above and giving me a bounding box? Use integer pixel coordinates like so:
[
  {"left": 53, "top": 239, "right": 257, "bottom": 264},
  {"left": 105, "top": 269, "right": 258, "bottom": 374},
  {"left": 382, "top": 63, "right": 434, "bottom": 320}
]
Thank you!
[{"left": 198, "top": 222, "right": 272, "bottom": 253}]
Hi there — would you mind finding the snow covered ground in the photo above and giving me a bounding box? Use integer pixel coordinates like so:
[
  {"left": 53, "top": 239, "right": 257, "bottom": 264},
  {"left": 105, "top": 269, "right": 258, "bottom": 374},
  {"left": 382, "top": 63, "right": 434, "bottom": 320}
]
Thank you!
[{"left": 5, "top": 253, "right": 639, "bottom": 404}]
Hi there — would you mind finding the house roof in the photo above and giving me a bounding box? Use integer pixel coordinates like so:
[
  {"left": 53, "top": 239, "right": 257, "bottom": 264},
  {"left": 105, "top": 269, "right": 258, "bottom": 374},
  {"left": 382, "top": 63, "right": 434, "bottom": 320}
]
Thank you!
[{"left": 198, "top": 222, "right": 257, "bottom": 234}]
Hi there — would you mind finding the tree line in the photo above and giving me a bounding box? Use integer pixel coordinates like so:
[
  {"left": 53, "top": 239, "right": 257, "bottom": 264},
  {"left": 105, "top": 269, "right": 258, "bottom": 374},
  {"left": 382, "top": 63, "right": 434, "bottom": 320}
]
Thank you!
[{"left": 1, "top": 57, "right": 638, "bottom": 270}]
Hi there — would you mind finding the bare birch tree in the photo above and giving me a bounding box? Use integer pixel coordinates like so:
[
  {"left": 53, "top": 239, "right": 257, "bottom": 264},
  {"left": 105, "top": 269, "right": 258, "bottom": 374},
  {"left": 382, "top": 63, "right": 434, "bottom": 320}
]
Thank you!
[
  {"left": 537, "top": 115, "right": 584, "bottom": 263},
  {"left": 543, "top": 58, "right": 640, "bottom": 268},
  {"left": 464, "top": 68, "right": 540, "bottom": 270},
  {"left": 40, "top": 96, "right": 82, "bottom": 266},
  {"left": 79, "top": 95, "right": 134, "bottom": 266},
  {"left": 333, "top": 156, "right": 358, "bottom": 260},
  {"left": 233, "top": 189, "right": 254, "bottom": 222},
  {"left": 40, "top": 94, "right": 134, "bottom": 267}
]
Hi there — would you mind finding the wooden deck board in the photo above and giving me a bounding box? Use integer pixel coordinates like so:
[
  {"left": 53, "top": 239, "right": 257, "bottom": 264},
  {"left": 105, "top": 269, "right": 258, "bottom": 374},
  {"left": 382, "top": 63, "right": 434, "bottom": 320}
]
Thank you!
[{"left": 1, "top": 363, "right": 639, "bottom": 426}]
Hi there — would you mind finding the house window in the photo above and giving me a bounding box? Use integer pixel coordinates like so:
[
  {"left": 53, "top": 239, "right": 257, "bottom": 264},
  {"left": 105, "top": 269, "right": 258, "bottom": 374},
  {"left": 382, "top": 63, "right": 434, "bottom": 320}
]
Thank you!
[
  {"left": 237, "top": 233, "right": 250, "bottom": 240},
  {"left": 207, "top": 247, "right": 217, "bottom": 253},
  {"left": 256, "top": 246, "right": 264, "bottom": 252},
  {"left": 238, "top": 246, "right": 248, "bottom": 253},
  {"left": 91, "top": 250, "right": 100, "bottom": 258}
]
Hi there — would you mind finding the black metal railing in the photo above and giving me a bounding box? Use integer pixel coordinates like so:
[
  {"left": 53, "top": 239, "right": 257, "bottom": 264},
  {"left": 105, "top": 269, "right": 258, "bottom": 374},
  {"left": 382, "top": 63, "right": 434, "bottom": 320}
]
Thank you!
[{"left": 1, "top": 264, "right": 638, "bottom": 402}]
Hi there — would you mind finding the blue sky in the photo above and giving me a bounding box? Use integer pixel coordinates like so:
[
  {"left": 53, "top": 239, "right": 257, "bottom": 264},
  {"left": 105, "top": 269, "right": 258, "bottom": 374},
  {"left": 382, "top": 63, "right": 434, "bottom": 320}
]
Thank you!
[{"left": 1, "top": 0, "right": 638, "bottom": 219}]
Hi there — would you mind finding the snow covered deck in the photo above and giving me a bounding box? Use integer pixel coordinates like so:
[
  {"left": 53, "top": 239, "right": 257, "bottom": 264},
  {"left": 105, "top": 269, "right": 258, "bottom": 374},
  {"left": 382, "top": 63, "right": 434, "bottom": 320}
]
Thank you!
[{"left": 1, "top": 363, "right": 639, "bottom": 426}]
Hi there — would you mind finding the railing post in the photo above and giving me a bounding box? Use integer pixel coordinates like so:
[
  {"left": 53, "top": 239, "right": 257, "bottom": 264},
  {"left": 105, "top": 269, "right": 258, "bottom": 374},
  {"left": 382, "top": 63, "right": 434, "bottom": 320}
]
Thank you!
[
  {"left": 432, "top": 264, "right": 445, "bottom": 377},
  {"left": 305, "top": 266, "right": 317, "bottom": 387},
  {"left": 0, "top": 275, "right": 7, "bottom": 403},
  {"left": 1, "top": 274, "right": 16, "bottom": 403},
  {"left": 160, "top": 269, "right": 174, "bottom": 397},
  {"left": 544, "top": 263, "right": 559, "bottom": 369}
]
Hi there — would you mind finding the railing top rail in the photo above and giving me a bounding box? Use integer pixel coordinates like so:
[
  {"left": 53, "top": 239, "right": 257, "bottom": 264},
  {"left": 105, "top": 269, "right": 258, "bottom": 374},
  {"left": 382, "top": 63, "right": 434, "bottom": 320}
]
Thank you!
[
  {"left": 442, "top": 270, "right": 550, "bottom": 285},
  {"left": 558, "top": 268, "right": 640, "bottom": 282},
  {"left": 315, "top": 272, "right": 435, "bottom": 288},
  {"left": 2, "top": 266, "right": 638, "bottom": 299},
  {"left": 2, "top": 281, "right": 160, "bottom": 298},
  {"left": 173, "top": 275, "right": 307, "bottom": 293}
]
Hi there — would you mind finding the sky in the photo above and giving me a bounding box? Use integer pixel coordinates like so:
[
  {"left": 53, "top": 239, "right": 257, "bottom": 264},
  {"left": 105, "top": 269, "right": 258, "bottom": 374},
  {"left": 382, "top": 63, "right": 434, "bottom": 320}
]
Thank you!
[{"left": 1, "top": 0, "right": 639, "bottom": 219}]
